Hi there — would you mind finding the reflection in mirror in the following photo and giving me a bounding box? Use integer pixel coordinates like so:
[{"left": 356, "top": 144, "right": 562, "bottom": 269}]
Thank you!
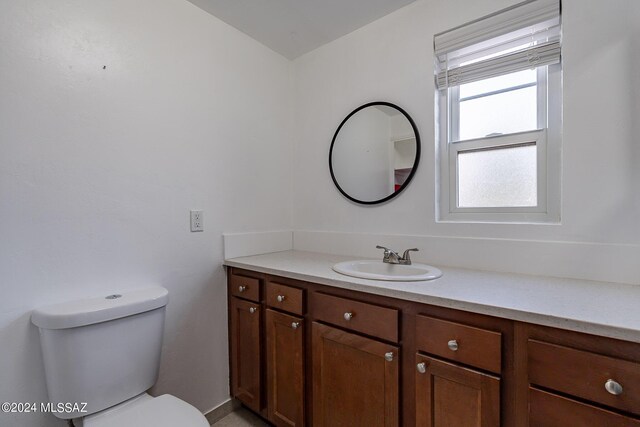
[{"left": 329, "top": 102, "right": 420, "bottom": 204}]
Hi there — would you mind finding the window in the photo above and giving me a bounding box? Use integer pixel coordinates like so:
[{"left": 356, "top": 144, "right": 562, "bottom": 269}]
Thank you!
[{"left": 435, "top": 0, "right": 561, "bottom": 223}]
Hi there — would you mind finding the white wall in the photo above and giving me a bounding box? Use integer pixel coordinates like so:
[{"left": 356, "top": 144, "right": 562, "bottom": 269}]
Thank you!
[
  {"left": 394, "top": 139, "right": 417, "bottom": 170},
  {"left": 1, "top": 1, "right": 639, "bottom": 425},
  {"left": 0, "top": 0, "right": 292, "bottom": 426},
  {"left": 292, "top": 0, "right": 640, "bottom": 283}
]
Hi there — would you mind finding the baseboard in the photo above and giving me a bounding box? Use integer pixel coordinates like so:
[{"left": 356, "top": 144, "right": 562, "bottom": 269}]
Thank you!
[{"left": 204, "top": 398, "right": 240, "bottom": 425}]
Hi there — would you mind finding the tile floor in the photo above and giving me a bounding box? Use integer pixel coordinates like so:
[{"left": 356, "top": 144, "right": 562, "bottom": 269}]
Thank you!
[{"left": 212, "top": 407, "right": 269, "bottom": 426}]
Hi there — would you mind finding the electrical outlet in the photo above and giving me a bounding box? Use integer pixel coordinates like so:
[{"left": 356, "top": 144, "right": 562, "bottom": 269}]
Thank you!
[{"left": 190, "top": 210, "right": 203, "bottom": 232}]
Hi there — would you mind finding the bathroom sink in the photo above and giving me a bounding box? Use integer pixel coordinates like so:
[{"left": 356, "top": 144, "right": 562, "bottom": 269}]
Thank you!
[{"left": 332, "top": 260, "right": 442, "bottom": 282}]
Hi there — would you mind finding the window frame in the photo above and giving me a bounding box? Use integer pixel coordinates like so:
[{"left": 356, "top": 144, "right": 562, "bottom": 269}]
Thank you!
[{"left": 437, "top": 63, "right": 561, "bottom": 223}]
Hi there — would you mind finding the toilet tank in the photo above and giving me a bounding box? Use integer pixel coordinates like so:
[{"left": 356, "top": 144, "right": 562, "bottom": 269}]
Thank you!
[{"left": 31, "top": 287, "right": 169, "bottom": 419}]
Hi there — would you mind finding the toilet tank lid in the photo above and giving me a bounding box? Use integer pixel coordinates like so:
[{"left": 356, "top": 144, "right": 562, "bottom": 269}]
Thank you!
[{"left": 31, "top": 286, "right": 169, "bottom": 330}]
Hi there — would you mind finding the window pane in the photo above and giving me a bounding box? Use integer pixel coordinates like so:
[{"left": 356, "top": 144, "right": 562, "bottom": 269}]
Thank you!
[
  {"left": 459, "top": 69, "right": 536, "bottom": 99},
  {"left": 458, "top": 144, "right": 537, "bottom": 208},
  {"left": 458, "top": 85, "right": 537, "bottom": 141}
]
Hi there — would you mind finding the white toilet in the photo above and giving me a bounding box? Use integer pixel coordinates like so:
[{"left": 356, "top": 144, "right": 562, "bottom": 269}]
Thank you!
[{"left": 31, "top": 286, "right": 209, "bottom": 427}]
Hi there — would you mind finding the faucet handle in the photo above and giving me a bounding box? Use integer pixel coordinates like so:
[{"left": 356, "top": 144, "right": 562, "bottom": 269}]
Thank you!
[
  {"left": 401, "top": 248, "right": 419, "bottom": 264},
  {"left": 376, "top": 245, "right": 392, "bottom": 257},
  {"left": 376, "top": 245, "right": 394, "bottom": 263}
]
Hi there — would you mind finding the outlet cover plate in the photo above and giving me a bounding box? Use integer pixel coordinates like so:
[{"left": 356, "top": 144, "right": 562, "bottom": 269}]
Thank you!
[{"left": 190, "top": 210, "right": 203, "bottom": 232}]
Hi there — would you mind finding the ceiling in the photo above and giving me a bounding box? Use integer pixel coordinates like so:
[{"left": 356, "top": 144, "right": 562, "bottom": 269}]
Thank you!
[{"left": 186, "top": 0, "right": 417, "bottom": 59}]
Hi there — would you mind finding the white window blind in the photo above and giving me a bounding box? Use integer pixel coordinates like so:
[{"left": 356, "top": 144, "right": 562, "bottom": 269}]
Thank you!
[{"left": 435, "top": 0, "right": 560, "bottom": 90}]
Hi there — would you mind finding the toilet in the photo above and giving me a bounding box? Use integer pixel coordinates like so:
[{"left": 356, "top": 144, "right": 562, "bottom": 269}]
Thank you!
[{"left": 31, "top": 286, "right": 209, "bottom": 427}]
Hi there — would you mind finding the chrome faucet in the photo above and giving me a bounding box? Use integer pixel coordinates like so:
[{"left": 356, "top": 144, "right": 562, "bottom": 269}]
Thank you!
[
  {"left": 401, "top": 248, "right": 419, "bottom": 264},
  {"left": 376, "top": 245, "right": 400, "bottom": 264},
  {"left": 376, "top": 246, "right": 419, "bottom": 265}
]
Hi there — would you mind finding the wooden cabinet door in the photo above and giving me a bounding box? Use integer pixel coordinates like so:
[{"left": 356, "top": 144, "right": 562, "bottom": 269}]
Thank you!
[
  {"left": 266, "top": 309, "right": 305, "bottom": 427},
  {"left": 415, "top": 354, "right": 500, "bottom": 427},
  {"left": 230, "top": 297, "right": 262, "bottom": 412},
  {"left": 312, "top": 322, "right": 399, "bottom": 427}
]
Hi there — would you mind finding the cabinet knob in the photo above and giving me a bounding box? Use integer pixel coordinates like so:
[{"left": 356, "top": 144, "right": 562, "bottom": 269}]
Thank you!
[
  {"left": 238, "top": 285, "right": 246, "bottom": 293},
  {"left": 277, "top": 295, "right": 286, "bottom": 302},
  {"left": 417, "top": 362, "right": 427, "bottom": 374},
  {"left": 605, "top": 379, "right": 623, "bottom": 395},
  {"left": 343, "top": 312, "right": 354, "bottom": 321},
  {"left": 249, "top": 307, "right": 257, "bottom": 314},
  {"left": 291, "top": 322, "right": 300, "bottom": 330},
  {"left": 384, "top": 352, "right": 394, "bottom": 362},
  {"left": 447, "top": 340, "right": 459, "bottom": 351}
]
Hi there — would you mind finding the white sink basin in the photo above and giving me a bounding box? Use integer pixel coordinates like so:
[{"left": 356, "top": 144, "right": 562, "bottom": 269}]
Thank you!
[{"left": 332, "top": 260, "right": 443, "bottom": 282}]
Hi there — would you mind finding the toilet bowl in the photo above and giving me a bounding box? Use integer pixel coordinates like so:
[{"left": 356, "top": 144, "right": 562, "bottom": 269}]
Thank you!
[
  {"left": 32, "top": 286, "right": 209, "bottom": 426},
  {"left": 79, "top": 393, "right": 209, "bottom": 427}
]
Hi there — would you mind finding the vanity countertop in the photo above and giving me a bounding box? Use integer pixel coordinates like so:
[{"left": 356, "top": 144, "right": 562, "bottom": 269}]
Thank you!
[{"left": 224, "top": 250, "right": 640, "bottom": 343}]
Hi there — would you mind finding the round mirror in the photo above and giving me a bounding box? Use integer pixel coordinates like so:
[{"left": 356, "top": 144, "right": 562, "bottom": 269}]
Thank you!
[{"left": 329, "top": 102, "right": 421, "bottom": 204}]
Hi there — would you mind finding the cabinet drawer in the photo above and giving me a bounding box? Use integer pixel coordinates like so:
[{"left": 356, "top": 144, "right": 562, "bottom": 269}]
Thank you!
[
  {"left": 312, "top": 293, "right": 398, "bottom": 343},
  {"left": 266, "top": 281, "right": 304, "bottom": 315},
  {"left": 229, "top": 273, "right": 261, "bottom": 303},
  {"left": 528, "top": 339, "right": 640, "bottom": 415},
  {"left": 415, "top": 315, "right": 501, "bottom": 374},
  {"left": 529, "top": 387, "right": 640, "bottom": 426}
]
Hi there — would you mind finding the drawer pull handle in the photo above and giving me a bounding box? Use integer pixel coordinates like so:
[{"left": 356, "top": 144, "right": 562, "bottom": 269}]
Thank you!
[
  {"left": 249, "top": 307, "right": 257, "bottom": 314},
  {"left": 291, "top": 322, "right": 300, "bottom": 330},
  {"left": 447, "top": 340, "right": 459, "bottom": 351},
  {"left": 343, "top": 312, "right": 354, "bottom": 321},
  {"left": 417, "top": 362, "right": 427, "bottom": 374},
  {"left": 384, "top": 352, "right": 394, "bottom": 362},
  {"left": 238, "top": 285, "right": 246, "bottom": 293},
  {"left": 605, "top": 379, "right": 623, "bottom": 395},
  {"left": 277, "top": 295, "right": 286, "bottom": 302}
]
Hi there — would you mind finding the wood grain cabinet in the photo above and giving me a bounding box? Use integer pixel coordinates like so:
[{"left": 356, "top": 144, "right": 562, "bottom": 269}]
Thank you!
[
  {"left": 312, "top": 322, "right": 399, "bottom": 427},
  {"left": 528, "top": 388, "right": 640, "bottom": 427},
  {"left": 229, "top": 296, "right": 262, "bottom": 413},
  {"left": 415, "top": 354, "right": 500, "bottom": 427},
  {"left": 414, "top": 315, "right": 502, "bottom": 426},
  {"left": 229, "top": 270, "right": 308, "bottom": 426},
  {"left": 265, "top": 309, "right": 305, "bottom": 427},
  {"left": 521, "top": 325, "right": 640, "bottom": 426},
  {"left": 312, "top": 292, "right": 399, "bottom": 343},
  {"left": 227, "top": 267, "right": 640, "bottom": 426}
]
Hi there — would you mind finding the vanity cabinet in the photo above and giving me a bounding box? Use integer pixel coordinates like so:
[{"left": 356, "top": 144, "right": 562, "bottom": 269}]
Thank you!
[
  {"left": 310, "top": 290, "right": 400, "bottom": 426},
  {"left": 517, "top": 323, "right": 640, "bottom": 426},
  {"left": 414, "top": 315, "right": 502, "bottom": 427},
  {"left": 227, "top": 267, "right": 640, "bottom": 426},
  {"left": 312, "top": 322, "right": 400, "bottom": 427},
  {"left": 312, "top": 322, "right": 399, "bottom": 427},
  {"left": 311, "top": 292, "right": 399, "bottom": 342},
  {"left": 229, "top": 273, "right": 308, "bottom": 426},
  {"left": 528, "top": 388, "right": 640, "bottom": 426},
  {"left": 415, "top": 354, "right": 500, "bottom": 427},
  {"left": 229, "top": 296, "right": 262, "bottom": 413},
  {"left": 265, "top": 309, "right": 305, "bottom": 427},
  {"left": 264, "top": 280, "right": 306, "bottom": 426}
]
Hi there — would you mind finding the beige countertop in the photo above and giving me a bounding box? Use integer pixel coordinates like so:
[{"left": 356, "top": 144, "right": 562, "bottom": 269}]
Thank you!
[{"left": 224, "top": 250, "right": 640, "bottom": 343}]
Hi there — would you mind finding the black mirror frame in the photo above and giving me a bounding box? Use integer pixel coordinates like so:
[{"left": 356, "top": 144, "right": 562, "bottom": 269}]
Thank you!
[{"left": 329, "top": 101, "right": 421, "bottom": 205}]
